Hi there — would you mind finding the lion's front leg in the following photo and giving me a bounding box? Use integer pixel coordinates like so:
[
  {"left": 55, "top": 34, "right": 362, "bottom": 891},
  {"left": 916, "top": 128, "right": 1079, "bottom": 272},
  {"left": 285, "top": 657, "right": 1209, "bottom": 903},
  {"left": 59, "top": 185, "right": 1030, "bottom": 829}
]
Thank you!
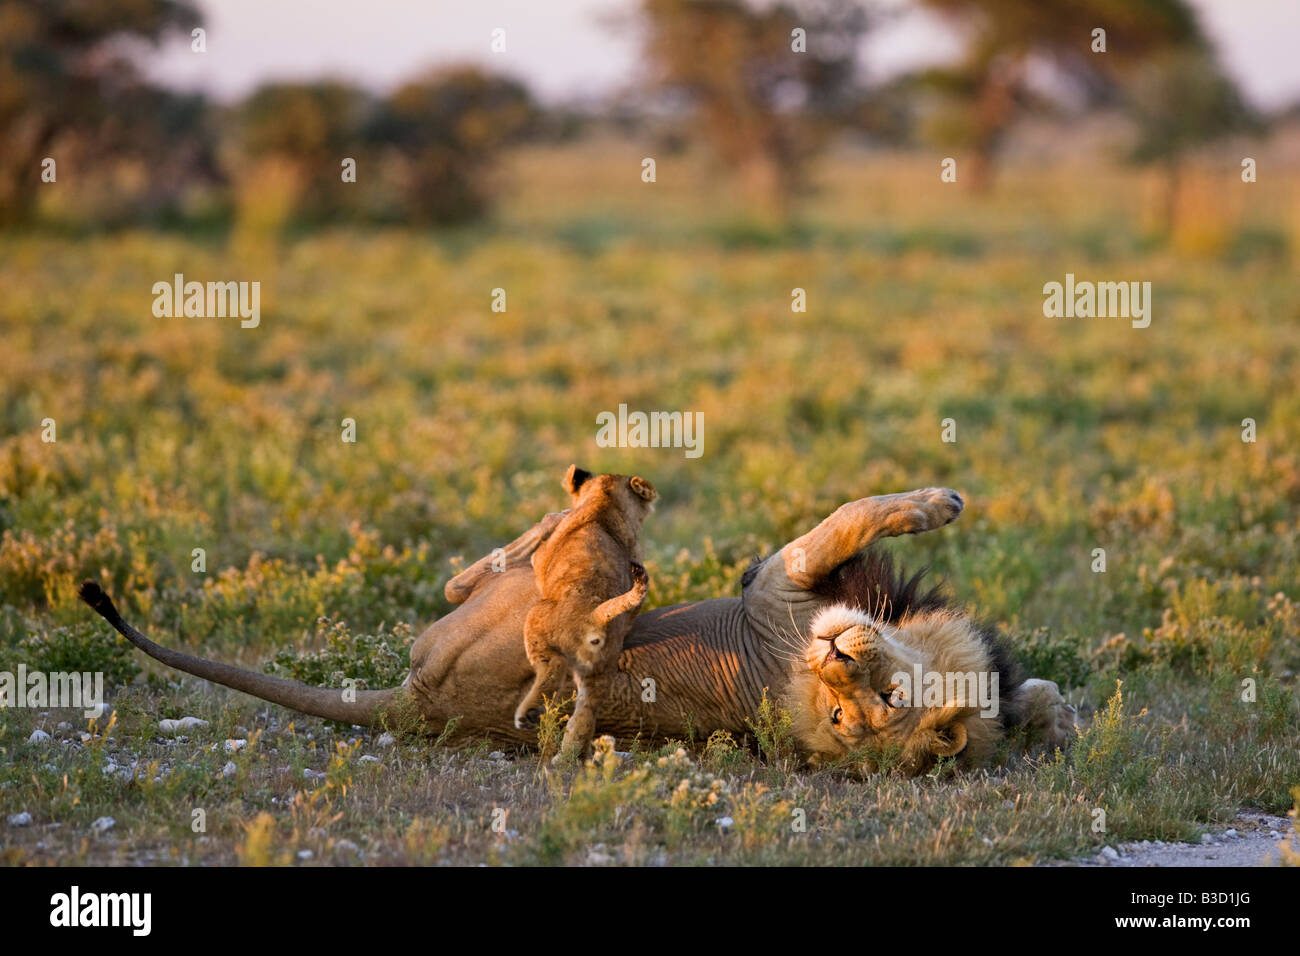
[
  {"left": 780, "top": 488, "right": 964, "bottom": 589},
  {"left": 444, "top": 511, "right": 568, "bottom": 604},
  {"left": 1007, "top": 678, "right": 1078, "bottom": 750}
]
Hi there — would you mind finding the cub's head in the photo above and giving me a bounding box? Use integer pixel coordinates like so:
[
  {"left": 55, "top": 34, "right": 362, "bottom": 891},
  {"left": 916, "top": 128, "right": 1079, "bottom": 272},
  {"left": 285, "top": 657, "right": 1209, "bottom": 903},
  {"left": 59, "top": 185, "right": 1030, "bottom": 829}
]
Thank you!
[
  {"left": 785, "top": 603, "right": 1003, "bottom": 775},
  {"left": 562, "top": 465, "right": 658, "bottom": 522}
]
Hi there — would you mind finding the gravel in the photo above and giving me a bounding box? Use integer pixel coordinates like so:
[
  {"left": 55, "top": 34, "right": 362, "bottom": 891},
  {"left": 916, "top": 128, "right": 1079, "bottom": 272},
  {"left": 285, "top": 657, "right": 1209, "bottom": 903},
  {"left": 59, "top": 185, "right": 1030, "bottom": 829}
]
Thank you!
[{"left": 1061, "top": 812, "right": 1292, "bottom": 867}]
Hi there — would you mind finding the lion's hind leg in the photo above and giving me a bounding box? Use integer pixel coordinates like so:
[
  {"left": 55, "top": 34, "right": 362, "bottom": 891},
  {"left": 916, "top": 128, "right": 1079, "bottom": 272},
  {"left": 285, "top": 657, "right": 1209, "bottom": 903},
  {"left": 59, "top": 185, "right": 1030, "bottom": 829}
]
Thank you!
[{"left": 445, "top": 512, "right": 567, "bottom": 604}]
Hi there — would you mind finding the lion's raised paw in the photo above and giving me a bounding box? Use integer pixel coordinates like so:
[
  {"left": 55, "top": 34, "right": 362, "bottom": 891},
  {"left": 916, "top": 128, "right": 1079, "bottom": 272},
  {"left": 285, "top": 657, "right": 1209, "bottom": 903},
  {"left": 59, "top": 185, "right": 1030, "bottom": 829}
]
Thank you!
[{"left": 890, "top": 487, "right": 964, "bottom": 536}]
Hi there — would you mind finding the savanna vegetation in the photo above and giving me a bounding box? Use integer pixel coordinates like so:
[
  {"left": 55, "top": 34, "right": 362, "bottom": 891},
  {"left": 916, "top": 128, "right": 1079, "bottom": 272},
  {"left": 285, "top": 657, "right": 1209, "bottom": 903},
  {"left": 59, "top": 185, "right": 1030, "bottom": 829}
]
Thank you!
[{"left": 2, "top": 137, "right": 1298, "bottom": 864}]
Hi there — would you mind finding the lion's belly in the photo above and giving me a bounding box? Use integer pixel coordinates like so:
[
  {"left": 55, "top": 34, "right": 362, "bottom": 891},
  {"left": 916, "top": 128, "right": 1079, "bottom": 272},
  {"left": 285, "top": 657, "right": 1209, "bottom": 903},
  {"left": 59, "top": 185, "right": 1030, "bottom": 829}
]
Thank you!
[
  {"left": 407, "top": 581, "right": 778, "bottom": 748},
  {"left": 594, "top": 599, "right": 782, "bottom": 745}
]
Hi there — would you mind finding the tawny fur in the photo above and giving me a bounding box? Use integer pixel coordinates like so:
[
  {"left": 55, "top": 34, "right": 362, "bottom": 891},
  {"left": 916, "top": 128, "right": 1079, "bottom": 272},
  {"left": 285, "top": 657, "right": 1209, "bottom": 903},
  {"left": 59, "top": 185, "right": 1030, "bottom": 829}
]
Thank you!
[
  {"left": 78, "top": 485, "right": 1078, "bottom": 774},
  {"left": 787, "top": 602, "right": 1008, "bottom": 773},
  {"left": 515, "top": 465, "right": 657, "bottom": 760}
]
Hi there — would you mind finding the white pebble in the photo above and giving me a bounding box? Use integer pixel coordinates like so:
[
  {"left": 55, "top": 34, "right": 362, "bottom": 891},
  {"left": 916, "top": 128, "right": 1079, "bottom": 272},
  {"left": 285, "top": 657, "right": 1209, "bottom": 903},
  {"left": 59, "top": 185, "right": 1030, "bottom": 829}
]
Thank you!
[
  {"left": 7, "top": 812, "right": 33, "bottom": 827},
  {"left": 1100, "top": 846, "right": 1120, "bottom": 861},
  {"left": 159, "top": 717, "right": 209, "bottom": 735},
  {"left": 1223, "top": 828, "right": 1238, "bottom": 839},
  {"left": 56, "top": 722, "right": 72, "bottom": 731},
  {"left": 91, "top": 816, "right": 115, "bottom": 833},
  {"left": 715, "top": 816, "right": 735, "bottom": 831},
  {"left": 27, "top": 729, "right": 51, "bottom": 744},
  {"left": 358, "top": 754, "right": 379, "bottom": 764},
  {"left": 376, "top": 732, "right": 396, "bottom": 747},
  {"left": 224, "top": 739, "right": 247, "bottom": 752},
  {"left": 297, "top": 849, "right": 313, "bottom": 860},
  {"left": 221, "top": 761, "right": 238, "bottom": 778}
]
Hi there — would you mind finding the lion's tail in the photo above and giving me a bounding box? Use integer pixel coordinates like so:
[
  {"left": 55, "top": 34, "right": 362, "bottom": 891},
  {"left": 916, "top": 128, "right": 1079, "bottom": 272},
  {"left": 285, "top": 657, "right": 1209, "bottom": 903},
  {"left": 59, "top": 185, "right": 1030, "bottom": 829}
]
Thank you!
[{"left": 78, "top": 581, "right": 397, "bottom": 726}]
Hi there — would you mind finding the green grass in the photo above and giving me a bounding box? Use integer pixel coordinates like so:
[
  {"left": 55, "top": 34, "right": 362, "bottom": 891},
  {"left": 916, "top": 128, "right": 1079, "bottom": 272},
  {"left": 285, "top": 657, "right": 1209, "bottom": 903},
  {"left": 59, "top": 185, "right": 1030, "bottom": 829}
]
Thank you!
[{"left": 1, "top": 144, "right": 1298, "bottom": 864}]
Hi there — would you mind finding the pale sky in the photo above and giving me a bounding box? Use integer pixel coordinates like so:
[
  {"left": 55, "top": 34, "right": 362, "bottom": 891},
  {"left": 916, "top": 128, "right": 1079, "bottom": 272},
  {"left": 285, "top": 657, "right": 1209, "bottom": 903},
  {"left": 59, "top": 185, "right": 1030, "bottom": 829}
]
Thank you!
[{"left": 145, "top": 0, "right": 1300, "bottom": 111}]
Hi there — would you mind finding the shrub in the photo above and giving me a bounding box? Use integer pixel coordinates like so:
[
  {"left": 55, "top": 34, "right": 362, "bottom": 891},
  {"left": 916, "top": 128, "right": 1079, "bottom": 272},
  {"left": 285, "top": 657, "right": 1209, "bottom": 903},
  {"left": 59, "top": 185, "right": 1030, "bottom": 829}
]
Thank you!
[
  {"left": 18, "top": 620, "right": 141, "bottom": 689},
  {"left": 263, "top": 617, "right": 413, "bottom": 690}
]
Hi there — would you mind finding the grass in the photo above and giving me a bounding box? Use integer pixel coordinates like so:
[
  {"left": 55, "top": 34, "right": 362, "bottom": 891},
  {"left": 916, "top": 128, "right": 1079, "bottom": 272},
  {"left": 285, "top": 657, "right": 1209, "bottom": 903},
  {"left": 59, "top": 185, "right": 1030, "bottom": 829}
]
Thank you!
[{"left": 1, "top": 142, "right": 1298, "bottom": 864}]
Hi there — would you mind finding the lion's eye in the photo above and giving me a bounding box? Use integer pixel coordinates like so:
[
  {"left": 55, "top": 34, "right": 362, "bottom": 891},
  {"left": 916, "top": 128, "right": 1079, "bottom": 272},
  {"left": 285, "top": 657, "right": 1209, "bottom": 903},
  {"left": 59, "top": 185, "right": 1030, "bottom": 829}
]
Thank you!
[{"left": 830, "top": 706, "right": 843, "bottom": 725}]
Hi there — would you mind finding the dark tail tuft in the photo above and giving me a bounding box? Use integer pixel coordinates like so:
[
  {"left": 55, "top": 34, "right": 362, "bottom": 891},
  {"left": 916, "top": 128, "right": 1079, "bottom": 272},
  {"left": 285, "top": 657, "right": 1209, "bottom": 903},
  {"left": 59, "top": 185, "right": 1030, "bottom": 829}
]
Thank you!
[{"left": 78, "top": 579, "right": 118, "bottom": 619}]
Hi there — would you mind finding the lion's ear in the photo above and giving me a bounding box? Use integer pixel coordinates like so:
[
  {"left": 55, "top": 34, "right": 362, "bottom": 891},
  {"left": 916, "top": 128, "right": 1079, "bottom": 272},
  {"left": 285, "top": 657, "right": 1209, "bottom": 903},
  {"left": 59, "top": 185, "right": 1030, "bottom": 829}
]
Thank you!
[
  {"left": 629, "top": 476, "right": 658, "bottom": 502},
  {"left": 563, "top": 465, "right": 593, "bottom": 496},
  {"left": 932, "top": 721, "right": 968, "bottom": 758}
]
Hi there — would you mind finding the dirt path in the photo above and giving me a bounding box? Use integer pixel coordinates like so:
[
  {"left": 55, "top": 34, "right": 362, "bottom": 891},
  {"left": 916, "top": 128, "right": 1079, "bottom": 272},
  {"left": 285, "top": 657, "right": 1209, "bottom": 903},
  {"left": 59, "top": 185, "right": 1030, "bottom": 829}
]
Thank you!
[{"left": 1064, "top": 812, "right": 1293, "bottom": 867}]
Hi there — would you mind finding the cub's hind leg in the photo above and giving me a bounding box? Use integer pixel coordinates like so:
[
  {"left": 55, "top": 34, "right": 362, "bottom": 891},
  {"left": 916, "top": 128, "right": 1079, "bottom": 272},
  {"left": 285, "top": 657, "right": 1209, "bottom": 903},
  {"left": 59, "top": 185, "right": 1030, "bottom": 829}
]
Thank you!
[
  {"left": 514, "top": 654, "right": 568, "bottom": 729},
  {"left": 515, "top": 604, "right": 567, "bottom": 729},
  {"left": 556, "top": 671, "right": 600, "bottom": 763},
  {"left": 589, "top": 562, "right": 649, "bottom": 630},
  {"left": 552, "top": 565, "right": 647, "bottom": 761}
]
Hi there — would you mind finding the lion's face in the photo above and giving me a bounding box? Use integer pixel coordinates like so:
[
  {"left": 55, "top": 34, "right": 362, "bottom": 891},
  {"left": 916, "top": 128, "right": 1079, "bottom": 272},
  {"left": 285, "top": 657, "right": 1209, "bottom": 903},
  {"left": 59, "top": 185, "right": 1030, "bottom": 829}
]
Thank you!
[{"left": 786, "top": 604, "right": 999, "bottom": 775}]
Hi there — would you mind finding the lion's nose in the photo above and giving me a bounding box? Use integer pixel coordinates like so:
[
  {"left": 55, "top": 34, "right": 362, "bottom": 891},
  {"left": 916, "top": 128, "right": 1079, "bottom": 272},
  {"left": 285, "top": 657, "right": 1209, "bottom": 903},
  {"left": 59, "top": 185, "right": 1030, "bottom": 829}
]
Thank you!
[{"left": 822, "top": 637, "right": 855, "bottom": 664}]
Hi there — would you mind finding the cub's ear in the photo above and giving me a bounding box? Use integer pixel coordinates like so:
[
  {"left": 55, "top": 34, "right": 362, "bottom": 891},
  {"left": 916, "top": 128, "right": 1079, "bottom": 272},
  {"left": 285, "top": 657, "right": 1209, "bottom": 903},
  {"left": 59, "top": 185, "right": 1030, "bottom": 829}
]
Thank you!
[
  {"left": 563, "top": 465, "right": 593, "bottom": 496},
  {"left": 629, "top": 476, "right": 658, "bottom": 502}
]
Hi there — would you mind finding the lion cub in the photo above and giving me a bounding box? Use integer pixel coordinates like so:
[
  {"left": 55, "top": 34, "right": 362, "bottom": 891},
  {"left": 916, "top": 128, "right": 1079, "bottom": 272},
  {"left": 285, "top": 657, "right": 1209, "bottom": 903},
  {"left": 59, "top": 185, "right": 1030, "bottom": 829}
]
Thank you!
[{"left": 516, "top": 465, "right": 657, "bottom": 760}]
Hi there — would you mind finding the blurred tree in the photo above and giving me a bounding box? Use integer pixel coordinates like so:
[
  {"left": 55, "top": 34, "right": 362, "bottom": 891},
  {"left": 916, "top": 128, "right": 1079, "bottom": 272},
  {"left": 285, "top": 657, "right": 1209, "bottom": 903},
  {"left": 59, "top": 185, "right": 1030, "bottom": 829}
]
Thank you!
[
  {"left": 235, "top": 81, "right": 372, "bottom": 223},
  {"left": 1127, "top": 49, "right": 1257, "bottom": 233},
  {"left": 0, "top": 0, "right": 197, "bottom": 225},
  {"left": 639, "top": 0, "right": 873, "bottom": 215},
  {"left": 88, "top": 86, "right": 222, "bottom": 226},
  {"left": 914, "top": 0, "right": 1206, "bottom": 190},
  {"left": 366, "top": 66, "right": 538, "bottom": 225}
]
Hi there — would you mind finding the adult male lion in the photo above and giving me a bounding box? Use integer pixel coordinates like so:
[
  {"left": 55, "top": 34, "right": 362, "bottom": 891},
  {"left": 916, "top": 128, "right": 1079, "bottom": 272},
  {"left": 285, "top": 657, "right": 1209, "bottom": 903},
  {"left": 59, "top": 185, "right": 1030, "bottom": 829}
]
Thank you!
[{"left": 80, "top": 487, "right": 1076, "bottom": 774}]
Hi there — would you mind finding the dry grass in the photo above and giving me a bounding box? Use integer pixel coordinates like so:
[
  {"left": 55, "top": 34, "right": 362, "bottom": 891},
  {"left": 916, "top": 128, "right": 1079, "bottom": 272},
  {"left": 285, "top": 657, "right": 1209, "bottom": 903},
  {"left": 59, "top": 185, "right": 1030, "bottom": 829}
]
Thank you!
[{"left": 1, "top": 143, "right": 1298, "bottom": 865}]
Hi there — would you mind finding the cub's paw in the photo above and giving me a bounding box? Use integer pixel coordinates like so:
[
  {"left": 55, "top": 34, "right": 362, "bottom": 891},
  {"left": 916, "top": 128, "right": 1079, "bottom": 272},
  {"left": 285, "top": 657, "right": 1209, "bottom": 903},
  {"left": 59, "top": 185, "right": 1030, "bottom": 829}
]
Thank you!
[
  {"left": 550, "top": 746, "right": 592, "bottom": 768},
  {"left": 513, "top": 704, "right": 544, "bottom": 730}
]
